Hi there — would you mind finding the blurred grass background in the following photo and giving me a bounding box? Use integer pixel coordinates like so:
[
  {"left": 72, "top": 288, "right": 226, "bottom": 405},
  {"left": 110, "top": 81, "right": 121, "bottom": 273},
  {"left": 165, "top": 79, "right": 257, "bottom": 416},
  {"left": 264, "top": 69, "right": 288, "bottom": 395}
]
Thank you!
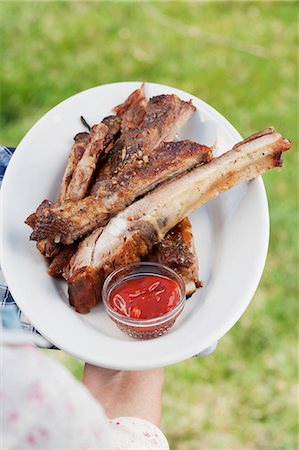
[{"left": 1, "top": 1, "right": 297, "bottom": 449}]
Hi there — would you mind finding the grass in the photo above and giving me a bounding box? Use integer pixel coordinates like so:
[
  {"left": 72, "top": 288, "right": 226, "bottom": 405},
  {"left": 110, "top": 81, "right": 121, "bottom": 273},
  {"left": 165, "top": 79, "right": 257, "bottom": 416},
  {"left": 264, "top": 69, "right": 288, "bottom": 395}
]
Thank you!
[{"left": 1, "top": 2, "right": 298, "bottom": 449}]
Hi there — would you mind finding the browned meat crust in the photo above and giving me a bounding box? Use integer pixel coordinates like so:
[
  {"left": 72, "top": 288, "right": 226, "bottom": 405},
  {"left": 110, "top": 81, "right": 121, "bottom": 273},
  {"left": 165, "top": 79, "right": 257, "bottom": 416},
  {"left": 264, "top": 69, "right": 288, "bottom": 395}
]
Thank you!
[
  {"left": 113, "top": 83, "right": 147, "bottom": 132},
  {"left": 113, "top": 85, "right": 145, "bottom": 116},
  {"left": 36, "top": 239, "right": 61, "bottom": 258},
  {"left": 90, "top": 85, "right": 148, "bottom": 184},
  {"left": 30, "top": 140, "right": 211, "bottom": 245},
  {"left": 157, "top": 218, "right": 202, "bottom": 296},
  {"left": 26, "top": 132, "right": 89, "bottom": 258},
  {"left": 26, "top": 86, "right": 145, "bottom": 226},
  {"left": 92, "top": 94, "right": 195, "bottom": 189},
  {"left": 25, "top": 199, "right": 54, "bottom": 230},
  {"left": 100, "top": 115, "right": 122, "bottom": 155},
  {"left": 29, "top": 95, "right": 196, "bottom": 243},
  {"left": 34, "top": 131, "right": 90, "bottom": 258},
  {"left": 27, "top": 87, "right": 149, "bottom": 258},
  {"left": 34, "top": 117, "right": 121, "bottom": 258},
  {"left": 64, "top": 127, "right": 291, "bottom": 313},
  {"left": 57, "top": 132, "right": 90, "bottom": 203},
  {"left": 64, "top": 123, "right": 109, "bottom": 201},
  {"left": 47, "top": 243, "right": 79, "bottom": 278},
  {"left": 25, "top": 212, "right": 37, "bottom": 229}
]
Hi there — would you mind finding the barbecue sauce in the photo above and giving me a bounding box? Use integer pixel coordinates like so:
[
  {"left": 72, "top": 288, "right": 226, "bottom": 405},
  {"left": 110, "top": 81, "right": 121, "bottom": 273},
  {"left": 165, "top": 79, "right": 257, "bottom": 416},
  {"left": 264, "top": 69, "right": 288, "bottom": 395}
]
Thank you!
[{"left": 108, "top": 275, "right": 180, "bottom": 320}]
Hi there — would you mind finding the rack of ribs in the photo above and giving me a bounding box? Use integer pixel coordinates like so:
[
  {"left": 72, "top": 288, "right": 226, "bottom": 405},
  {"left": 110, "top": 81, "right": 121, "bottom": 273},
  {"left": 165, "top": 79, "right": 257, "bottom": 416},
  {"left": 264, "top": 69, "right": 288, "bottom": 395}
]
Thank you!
[
  {"left": 36, "top": 139, "right": 212, "bottom": 247},
  {"left": 28, "top": 94, "right": 197, "bottom": 244},
  {"left": 47, "top": 140, "right": 212, "bottom": 278},
  {"left": 26, "top": 85, "right": 147, "bottom": 258},
  {"left": 46, "top": 93, "right": 204, "bottom": 280},
  {"left": 64, "top": 127, "right": 291, "bottom": 313},
  {"left": 57, "top": 131, "right": 91, "bottom": 203}
]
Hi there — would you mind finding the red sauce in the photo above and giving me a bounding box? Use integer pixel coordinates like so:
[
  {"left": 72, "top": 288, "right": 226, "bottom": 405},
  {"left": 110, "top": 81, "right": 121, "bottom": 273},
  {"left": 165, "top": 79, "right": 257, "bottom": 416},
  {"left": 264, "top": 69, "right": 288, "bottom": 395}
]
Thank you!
[{"left": 108, "top": 275, "right": 181, "bottom": 320}]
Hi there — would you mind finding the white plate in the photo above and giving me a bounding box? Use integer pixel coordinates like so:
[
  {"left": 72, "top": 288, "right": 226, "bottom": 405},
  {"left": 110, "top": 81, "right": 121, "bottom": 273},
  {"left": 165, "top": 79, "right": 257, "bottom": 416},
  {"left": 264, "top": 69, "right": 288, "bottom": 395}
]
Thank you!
[{"left": 0, "top": 82, "right": 269, "bottom": 369}]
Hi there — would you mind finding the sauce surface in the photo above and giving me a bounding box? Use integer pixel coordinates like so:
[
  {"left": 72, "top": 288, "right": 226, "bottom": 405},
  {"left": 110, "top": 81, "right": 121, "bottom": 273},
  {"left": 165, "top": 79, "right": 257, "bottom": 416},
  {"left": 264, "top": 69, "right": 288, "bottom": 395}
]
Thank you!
[{"left": 109, "top": 274, "right": 181, "bottom": 319}]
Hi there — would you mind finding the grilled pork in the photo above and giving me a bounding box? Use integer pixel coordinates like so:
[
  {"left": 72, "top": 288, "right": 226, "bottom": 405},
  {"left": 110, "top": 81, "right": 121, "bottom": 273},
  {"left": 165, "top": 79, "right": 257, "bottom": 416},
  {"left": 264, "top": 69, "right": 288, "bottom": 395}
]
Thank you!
[
  {"left": 25, "top": 199, "right": 54, "bottom": 230},
  {"left": 113, "top": 83, "right": 147, "bottom": 132},
  {"left": 40, "top": 123, "right": 113, "bottom": 260},
  {"left": 102, "top": 94, "right": 196, "bottom": 179},
  {"left": 64, "top": 123, "right": 109, "bottom": 201},
  {"left": 65, "top": 127, "right": 291, "bottom": 313},
  {"left": 27, "top": 86, "right": 148, "bottom": 257},
  {"left": 30, "top": 132, "right": 90, "bottom": 258},
  {"left": 25, "top": 200, "right": 60, "bottom": 257},
  {"left": 92, "top": 85, "right": 148, "bottom": 183},
  {"left": 60, "top": 85, "right": 147, "bottom": 201},
  {"left": 157, "top": 218, "right": 202, "bottom": 296},
  {"left": 57, "top": 132, "right": 90, "bottom": 203},
  {"left": 97, "top": 115, "right": 122, "bottom": 158},
  {"left": 47, "top": 243, "right": 78, "bottom": 278},
  {"left": 30, "top": 95, "right": 197, "bottom": 244},
  {"left": 31, "top": 141, "right": 211, "bottom": 245},
  {"left": 90, "top": 94, "right": 196, "bottom": 194}
]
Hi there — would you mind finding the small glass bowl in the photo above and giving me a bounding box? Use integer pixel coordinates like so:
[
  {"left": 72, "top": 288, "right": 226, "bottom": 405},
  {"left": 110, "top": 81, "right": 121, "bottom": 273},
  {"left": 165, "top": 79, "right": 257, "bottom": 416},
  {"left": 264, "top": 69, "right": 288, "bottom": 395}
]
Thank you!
[{"left": 102, "top": 262, "right": 186, "bottom": 340}]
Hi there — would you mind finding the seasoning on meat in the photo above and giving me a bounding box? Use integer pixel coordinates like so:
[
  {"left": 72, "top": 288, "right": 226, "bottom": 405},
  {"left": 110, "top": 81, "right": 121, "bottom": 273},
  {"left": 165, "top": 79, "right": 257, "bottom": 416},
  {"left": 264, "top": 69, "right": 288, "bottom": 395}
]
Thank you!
[
  {"left": 157, "top": 218, "right": 202, "bottom": 296},
  {"left": 29, "top": 95, "right": 196, "bottom": 244}
]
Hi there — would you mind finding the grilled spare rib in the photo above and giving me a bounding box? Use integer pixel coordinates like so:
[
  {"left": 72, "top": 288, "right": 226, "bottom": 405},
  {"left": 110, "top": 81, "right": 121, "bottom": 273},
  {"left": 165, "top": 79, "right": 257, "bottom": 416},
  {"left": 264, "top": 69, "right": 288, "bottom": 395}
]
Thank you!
[
  {"left": 95, "top": 94, "right": 195, "bottom": 185},
  {"left": 91, "top": 86, "right": 148, "bottom": 183},
  {"left": 25, "top": 130, "right": 89, "bottom": 232},
  {"left": 26, "top": 86, "right": 147, "bottom": 257},
  {"left": 29, "top": 95, "right": 197, "bottom": 244},
  {"left": 45, "top": 89, "right": 189, "bottom": 276},
  {"left": 31, "top": 141, "right": 211, "bottom": 245},
  {"left": 25, "top": 199, "right": 59, "bottom": 258},
  {"left": 57, "top": 132, "right": 90, "bottom": 203},
  {"left": 64, "top": 127, "right": 291, "bottom": 313},
  {"left": 40, "top": 94, "right": 144, "bottom": 206},
  {"left": 47, "top": 243, "right": 79, "bottom": 278},
  {"left": 60, "top": 85, "right": 147, "bottom": 201},
  {"left": 113, "top": 83, "right": 147, "bottom": 132},
  {"left": 36, "top": 129, "right": 90, "bottom": 257},
  {"left": 32, "top": 127, "right": 99, "bottom": 257},
  {"left": 157, "top": 217, "right": 202, "bottom": 296},
  {"left": 64, "top": 123, "right": 109, "bottom": 201},
  {"left": 45, "top": 88, "right": 148, "bottom": 267},
  {"left": 30, "top": 124, "right": 109, "bottom": 257}
]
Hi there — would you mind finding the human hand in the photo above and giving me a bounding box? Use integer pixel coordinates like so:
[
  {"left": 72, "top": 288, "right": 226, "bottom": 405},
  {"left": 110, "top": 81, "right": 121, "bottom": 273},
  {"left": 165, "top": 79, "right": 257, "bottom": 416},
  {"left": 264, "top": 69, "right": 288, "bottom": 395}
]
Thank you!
[{"left": 83, "top": 364, "right": 164, "bottom": 426}]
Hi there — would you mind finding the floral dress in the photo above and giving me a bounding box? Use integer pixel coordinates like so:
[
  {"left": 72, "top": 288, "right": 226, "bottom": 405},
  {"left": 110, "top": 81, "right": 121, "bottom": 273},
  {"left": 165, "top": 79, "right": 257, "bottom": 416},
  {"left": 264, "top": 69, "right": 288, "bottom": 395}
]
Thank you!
[{"left": 1, "top": 329, "right": 169, "bottom": 450}]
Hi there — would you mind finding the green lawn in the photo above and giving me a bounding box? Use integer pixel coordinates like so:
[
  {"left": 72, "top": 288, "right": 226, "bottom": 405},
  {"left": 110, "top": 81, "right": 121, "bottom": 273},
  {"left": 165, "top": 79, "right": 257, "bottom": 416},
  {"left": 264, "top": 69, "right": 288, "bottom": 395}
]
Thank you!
[{"left": 1, "top": 2, "right": 298, "bottom": 449}]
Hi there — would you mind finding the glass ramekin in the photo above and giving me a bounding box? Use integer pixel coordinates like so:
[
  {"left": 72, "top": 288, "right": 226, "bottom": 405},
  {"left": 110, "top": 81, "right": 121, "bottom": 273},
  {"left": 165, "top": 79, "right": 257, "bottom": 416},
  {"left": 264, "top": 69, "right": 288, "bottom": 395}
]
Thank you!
[{"left": 102, "top": 262, "right": 186, "bottom": 339}]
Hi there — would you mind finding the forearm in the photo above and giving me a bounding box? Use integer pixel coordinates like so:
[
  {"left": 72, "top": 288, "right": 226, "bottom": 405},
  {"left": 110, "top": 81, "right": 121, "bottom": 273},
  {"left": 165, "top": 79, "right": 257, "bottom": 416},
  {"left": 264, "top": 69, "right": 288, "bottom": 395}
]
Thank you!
[{"left": 83, "top": 364, "right": 164, "bottom": 426}]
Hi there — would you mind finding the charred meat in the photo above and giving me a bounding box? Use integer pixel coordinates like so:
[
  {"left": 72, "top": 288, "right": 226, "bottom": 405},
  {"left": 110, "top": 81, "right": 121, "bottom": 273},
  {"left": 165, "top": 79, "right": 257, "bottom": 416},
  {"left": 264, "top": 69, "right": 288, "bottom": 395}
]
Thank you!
[
  {"left": 30, "top": 141, "right": 211, "bottom": 245},
  {"left": 48, "top": 243, "right": 79, "bottom": 278},
  {"left": 113, "top": 83, "right": 147, "bottom": 132},
  {"left": 157, "top": 218, "right": 202, "bottom": 296},
  {"left": 57, "top": 132, "right": 90, "bottom": 203},
  {"left": 29, "top": 95, "right": 197, "bottom": 244}
]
